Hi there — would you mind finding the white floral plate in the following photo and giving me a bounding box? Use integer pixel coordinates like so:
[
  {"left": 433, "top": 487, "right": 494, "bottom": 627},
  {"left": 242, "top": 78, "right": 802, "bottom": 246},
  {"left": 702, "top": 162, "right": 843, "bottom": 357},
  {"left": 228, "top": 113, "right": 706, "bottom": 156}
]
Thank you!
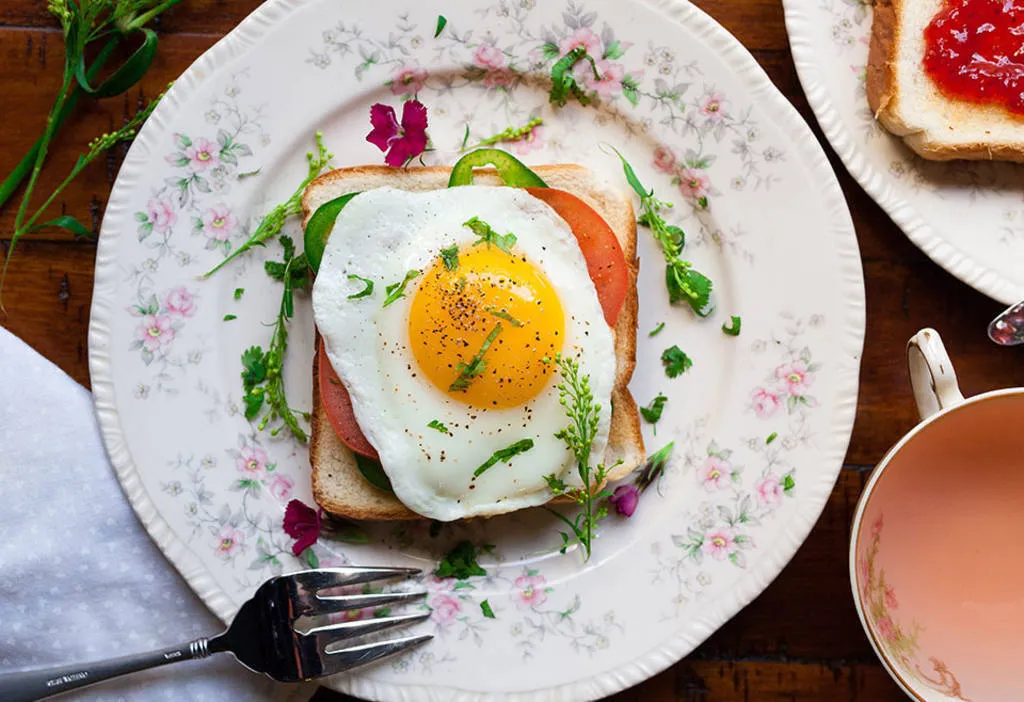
[
  {"left": 88, "top": 0, "right": 864, "bottom": 699},
  {"left": 784, "top": 0, "right": 1024, "bottom": 305}
]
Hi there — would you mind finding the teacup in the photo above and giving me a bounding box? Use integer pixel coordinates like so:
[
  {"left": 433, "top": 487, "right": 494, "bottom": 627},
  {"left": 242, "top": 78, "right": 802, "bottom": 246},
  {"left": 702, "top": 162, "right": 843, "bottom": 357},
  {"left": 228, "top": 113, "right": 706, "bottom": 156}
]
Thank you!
[{"left": 850, "top": 328, "right": 1024, "bottom": 701}]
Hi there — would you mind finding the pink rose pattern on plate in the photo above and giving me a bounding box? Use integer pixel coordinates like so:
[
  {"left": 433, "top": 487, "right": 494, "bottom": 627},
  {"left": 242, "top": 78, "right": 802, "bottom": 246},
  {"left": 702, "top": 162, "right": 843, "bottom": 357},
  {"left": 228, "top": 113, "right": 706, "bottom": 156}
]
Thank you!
[
  {"left": 859, "top": 514, "right": 970, "bottom": 700},
  {"left": 127, "top": 286, "right": 197, "bottom": 365}
]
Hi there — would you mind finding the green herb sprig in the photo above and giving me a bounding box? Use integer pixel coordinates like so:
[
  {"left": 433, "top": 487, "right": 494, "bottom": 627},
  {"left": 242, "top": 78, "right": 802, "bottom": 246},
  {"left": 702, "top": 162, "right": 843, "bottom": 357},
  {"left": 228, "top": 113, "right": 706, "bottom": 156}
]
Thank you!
[
  {"left": 383, "top": 269, "right": 420, "bottom": 307},
  {"left": 544, "top": 354, "right": 619, "bottom": 561},
  {"left": 661, "top": 345, "right": 692, "bottom": 378},
  {"left": 606, "top": 147, "right": 713, "bottom": 316},
  {"left": 203, "top": 132, "right": 332, "bottom": 278},
  {"left": 462, "top": 117, "right": 543, "bottom": 152},
  {"left": 640, "top": 393, "right": 668, "bottom": 425},
  {"left": 240, "top": 236, "right": 310, "bottom": 441}
]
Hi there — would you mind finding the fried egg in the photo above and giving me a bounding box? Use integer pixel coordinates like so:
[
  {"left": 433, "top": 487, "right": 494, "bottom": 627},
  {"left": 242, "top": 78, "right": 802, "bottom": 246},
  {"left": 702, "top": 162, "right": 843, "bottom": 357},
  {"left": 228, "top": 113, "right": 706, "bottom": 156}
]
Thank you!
[{"left": 312, "top": 186, "right": 615, "bottom": 521}]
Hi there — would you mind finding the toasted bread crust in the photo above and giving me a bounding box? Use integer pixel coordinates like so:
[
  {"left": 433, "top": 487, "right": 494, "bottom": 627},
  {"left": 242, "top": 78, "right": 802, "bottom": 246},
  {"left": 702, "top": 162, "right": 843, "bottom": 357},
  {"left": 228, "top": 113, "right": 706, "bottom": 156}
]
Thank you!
[
  {"left": 307, "top": 165, "right": 643, "bottom": 521},
  {"left": 867, "top": 0, "right": 1024, "bottom": 161}
]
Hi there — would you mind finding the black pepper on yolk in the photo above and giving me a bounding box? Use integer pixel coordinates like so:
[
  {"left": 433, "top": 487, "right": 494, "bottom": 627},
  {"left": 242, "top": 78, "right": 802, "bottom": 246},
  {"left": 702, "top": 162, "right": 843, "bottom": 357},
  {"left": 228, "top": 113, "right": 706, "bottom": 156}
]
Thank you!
[{"left": 408, "top": 245, "right": 565, "bottom": 409}]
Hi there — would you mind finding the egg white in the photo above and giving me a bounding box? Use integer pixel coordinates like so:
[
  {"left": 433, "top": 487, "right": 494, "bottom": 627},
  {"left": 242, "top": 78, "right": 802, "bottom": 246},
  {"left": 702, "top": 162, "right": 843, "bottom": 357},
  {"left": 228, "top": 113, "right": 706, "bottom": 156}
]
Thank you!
[{"left": 312, "top": 186, "right": 615, "bottom": 521}]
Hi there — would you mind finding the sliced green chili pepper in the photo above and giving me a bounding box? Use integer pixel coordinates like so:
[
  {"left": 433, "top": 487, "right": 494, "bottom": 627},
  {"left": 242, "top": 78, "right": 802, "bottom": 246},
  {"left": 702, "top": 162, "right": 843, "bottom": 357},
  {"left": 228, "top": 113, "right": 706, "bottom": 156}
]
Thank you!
[
  {"left": 448, "top": 148, "right": 548, "bottom": 188},
  {"left": 304, "top": 192, "right": 361, "bottom": 274}
]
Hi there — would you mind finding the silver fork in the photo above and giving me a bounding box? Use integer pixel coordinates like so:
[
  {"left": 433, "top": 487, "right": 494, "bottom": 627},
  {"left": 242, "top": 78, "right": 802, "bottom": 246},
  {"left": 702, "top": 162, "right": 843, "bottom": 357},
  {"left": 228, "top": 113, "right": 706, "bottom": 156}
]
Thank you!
[{"left": 0, "top": 567, "right": 431, "bottom": 702}]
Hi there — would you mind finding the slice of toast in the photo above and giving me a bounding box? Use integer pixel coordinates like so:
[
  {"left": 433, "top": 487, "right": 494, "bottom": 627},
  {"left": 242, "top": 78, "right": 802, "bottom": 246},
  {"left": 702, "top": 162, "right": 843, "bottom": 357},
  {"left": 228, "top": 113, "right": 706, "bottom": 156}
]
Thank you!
[
  {"left": 303, "top": 166, "right": 644, "bottom": 520},
  {"left": 867, "top": 0, "right": 1024, "bottom": 161}
]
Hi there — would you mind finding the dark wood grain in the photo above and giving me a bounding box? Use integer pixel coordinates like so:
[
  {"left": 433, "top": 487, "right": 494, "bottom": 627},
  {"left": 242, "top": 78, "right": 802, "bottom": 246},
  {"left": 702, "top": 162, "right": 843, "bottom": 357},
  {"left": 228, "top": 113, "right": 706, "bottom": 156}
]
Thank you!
[{"left": 2, "top": 0, "right": 1012, "bottom": 699}]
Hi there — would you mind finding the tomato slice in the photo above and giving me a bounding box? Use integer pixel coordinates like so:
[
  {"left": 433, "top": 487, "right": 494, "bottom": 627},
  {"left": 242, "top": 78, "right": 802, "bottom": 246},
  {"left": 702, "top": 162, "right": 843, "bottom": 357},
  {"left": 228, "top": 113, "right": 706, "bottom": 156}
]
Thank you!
[
  {"left": 318, "top": 187, "right": 630, "bottom": 458},
  {"left": 524, "top": 187, "right": 629, "bottom": 327},
  {"left": 318, "top": 338, "right": 379, "bottom": 460}
]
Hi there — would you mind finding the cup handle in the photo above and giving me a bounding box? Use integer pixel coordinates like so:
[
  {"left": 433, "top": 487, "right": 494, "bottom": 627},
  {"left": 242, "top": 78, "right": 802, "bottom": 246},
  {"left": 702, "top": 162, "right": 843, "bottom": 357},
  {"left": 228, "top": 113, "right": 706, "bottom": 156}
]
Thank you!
[{"left": 907, "top": 328, "right": 965, "bottom": 420}]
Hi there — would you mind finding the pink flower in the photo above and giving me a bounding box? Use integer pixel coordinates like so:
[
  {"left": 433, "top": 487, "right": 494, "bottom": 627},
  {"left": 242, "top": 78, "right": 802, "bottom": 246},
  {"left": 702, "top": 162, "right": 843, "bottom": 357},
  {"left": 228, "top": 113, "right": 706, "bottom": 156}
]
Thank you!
[
  {"left": 871, "top": 513, "right": 884, "bottom": 540},
  {"left": 755, "top": 475, "right": 784, "bottom": 508},
  {"left": 164, "top": 286, "right": 195, "bottom": 317},
  {"left": 429, "top": 594, "right": 461, "bottom": 624},
  {"left": 609, "top": 484, "right": 640, "bottom": 517},
  {"left": 701, "top": 93, "right": 725, "bottom": 120},
  {"left": 875, "top": 615, "right": 896, "bottom": 642},
  {"left": 776, "top": 359, "right": 814, "bottom": 397},
  {"left": 751, "top": 387, "right": 781, "bottom": 419},
  {"left": 366, "top": 100, "right": 429, "bottom": 168},
  {"left": 135, "top": 314, "right": 175, "bottom": 352},
  {"left": 201, "top": 204, "right": 237, "bottom": 242},
  {"left": 884, "top": 585, "right": 899, "bottom": 610},
  {"left": 512, "top": 125, "right": 545, "bottom": 155},
  {"left": 653, "top": 145, "right": 677, "bottom": 173},
  {"left": 215, "top": 524, "right": 244, "bottom": 559},
  {"left": 269, "top": 475, "right": 294, "bottom": 501},
  {"left": 184, "top": 137, "right": 219, "bottom": 171},
  {"left": 236, "top": 446, "right": 269, "bottom": 476},
  {"left": 700, "top": 456, "right": 732, "bottom": 491},
  {"left": 426, "top": 574, "right": 456, "bottom": 592},
  {"left": 558, "top": 27, "right": 602, "bottom": 57},
  {"left": 513, "top": 573, "right": 547, "bottom": 609},
  {"left": 581, "top": 59, "right": 624, "bottom": 99},
  {"left": 390, "top": 65, "right": 428, "bottom": 96},
  {"left": 473, "top": 43, "right": 506, "bottom": 70},
  {"left": 702, "top": 526, "right": 737, "bottom": 560},
  {"left": 147, "top": 198, "right": 177, "bottom": 233},
  {"left": 677, "top": 169, "right": 710, "bottom": 200},
  {"left": 283, "top": 499, "right": 322, "bottom": 556},
  {"left": 482, "top": 69, "right": 516, "bottom": 90}
]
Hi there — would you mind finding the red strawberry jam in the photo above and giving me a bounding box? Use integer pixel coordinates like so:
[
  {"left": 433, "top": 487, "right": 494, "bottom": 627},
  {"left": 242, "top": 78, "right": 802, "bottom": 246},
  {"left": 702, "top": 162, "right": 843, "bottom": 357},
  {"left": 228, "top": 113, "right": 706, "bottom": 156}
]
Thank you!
[{"left": 923, "top": 0, "right": 1024, "bottom": 115}]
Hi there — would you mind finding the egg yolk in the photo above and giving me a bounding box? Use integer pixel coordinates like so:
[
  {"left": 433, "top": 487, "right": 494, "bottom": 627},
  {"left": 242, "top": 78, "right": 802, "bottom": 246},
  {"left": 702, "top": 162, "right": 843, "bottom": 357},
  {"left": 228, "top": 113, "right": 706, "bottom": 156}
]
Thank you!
[{"left": 408, "top": 245, "right": 565, "bottom": 409}]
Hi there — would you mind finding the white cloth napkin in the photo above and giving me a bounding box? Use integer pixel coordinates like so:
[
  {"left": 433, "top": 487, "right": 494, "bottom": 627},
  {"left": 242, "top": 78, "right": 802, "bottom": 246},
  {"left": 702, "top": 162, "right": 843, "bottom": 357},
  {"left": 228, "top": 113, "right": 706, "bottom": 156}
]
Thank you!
[{"left": 0, "top": 326, "right": 312, "bottom": 702}]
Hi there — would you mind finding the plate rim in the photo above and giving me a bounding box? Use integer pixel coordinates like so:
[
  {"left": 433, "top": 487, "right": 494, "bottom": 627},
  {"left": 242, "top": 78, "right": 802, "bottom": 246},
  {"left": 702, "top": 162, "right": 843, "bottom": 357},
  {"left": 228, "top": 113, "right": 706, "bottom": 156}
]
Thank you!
[
  {"left": 88, "top": 0, "right": 866, "bottom": 699},
  {"left": 782, "top": 0, "right": 1024, "bottom": 306}
]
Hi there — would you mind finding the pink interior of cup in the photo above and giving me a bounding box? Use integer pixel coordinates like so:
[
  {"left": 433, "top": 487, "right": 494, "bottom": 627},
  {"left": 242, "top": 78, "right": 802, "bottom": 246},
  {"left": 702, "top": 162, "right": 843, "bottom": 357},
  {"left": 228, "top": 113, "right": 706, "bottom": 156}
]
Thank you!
[{"left": 854, "top": 393, "right": 1024, "bottom": 701}]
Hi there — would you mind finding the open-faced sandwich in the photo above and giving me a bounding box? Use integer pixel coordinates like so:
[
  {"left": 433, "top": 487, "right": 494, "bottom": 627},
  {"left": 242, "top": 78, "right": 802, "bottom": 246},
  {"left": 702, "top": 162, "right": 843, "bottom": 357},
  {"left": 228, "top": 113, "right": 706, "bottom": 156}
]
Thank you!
[{"left": 300, "top": 149, "right": 644, "bottom": 522}]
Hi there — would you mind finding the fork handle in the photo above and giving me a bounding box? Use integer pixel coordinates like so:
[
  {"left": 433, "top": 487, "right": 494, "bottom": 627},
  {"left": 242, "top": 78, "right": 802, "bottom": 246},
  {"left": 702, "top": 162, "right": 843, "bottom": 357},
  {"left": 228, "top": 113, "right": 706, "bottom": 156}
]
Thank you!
[{"left": 0, "top": 638, "right": 213, "bottom": 702}]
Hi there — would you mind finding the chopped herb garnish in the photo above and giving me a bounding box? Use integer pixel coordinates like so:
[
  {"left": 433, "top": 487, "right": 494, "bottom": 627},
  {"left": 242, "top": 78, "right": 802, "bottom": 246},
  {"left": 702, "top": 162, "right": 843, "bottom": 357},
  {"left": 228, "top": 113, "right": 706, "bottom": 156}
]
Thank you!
[
  {"left": 428, "top": 419, "right": 450, "bottom": 435},
  {"left": 223, "top": 314, "right": 237, "bottom": 321},
  {"left": 606, "top": 147, "right": 713, "bottom": 316},
  {"left": 766, "top": 432, "right": 778, "bottom": 445},
  {"left": 240, "top": 236, "right": 311, "bottom": 441},
  {"left": 486, "top": 307, "right": 523, "bottom": 327},
  {"left": 440, "top": 244, "right": 459, "bottom": 271},
  {"left": 480, "top": 600, "right": 495, "bottom": 618},
  {"left": 640, "top": 393, "right": 668, "bottom": 425},
  {"left": 661, "top": 345, "right": 692, "bottom": 378},
  {"left": 648, "top": 322, "right": 665, "bottom": 337},
  {"left": 463, "top": 216, "right": 517, "bottom": 254},
  {"left": 347, "top": 274, "right": 374, "bottom": 300},
  {"left": 450, "top": 323, "right": 503, "bottom": 392},
  {"left": 435, "top": 541, "right": 486, "bottom": 579},
  {"left": 383, "top": 269, "right": 419, "bottom": 307},
  {"left": 434, "top": 14, "right": 447, "bottom": 37},
  {"left": 233, "top": 288, "right": 245, "bottom": 300},
  {"left": 474, "top": 438, "right": 534, "bottom": 477},
  {"left": 722, "top": 315, "right": 741, "bottom": 336},
  {"left": 543, "top": 354, "right": 619, "bottom": 561},
  {"left": 783, "top": 474, "right": 795, "bottom": 492}
]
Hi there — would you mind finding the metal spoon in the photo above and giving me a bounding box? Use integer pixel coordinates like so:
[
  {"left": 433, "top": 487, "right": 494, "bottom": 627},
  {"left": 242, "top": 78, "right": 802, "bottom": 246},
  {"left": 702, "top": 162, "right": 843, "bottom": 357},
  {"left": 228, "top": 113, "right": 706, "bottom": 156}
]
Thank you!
[{"left": 988, "top": 300, "right": 1024, "bottom": 345}]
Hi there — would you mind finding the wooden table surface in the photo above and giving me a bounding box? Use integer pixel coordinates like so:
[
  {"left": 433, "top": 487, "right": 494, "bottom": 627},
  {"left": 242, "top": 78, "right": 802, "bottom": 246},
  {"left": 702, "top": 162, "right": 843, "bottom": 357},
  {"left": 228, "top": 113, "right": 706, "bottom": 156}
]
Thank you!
[{"left": 3, "top": 1, "right": 1021, "bottom": 699}]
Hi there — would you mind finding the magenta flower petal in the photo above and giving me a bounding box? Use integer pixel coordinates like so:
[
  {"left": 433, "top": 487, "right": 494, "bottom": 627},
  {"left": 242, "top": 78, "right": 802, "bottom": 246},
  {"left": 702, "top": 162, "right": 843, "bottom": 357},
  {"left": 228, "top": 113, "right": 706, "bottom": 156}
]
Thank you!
[
  {"left": 283, "top": 499, "right": 322, "bottom": 556},
  {"left": 400, "top": 99, "right": 428, "bottom": 135},
  {"left": 366, "top": 103, "right": 400, "bottom": 152},
  {"left": 609, "top": 484, "right": 640, "bottom": 517}
]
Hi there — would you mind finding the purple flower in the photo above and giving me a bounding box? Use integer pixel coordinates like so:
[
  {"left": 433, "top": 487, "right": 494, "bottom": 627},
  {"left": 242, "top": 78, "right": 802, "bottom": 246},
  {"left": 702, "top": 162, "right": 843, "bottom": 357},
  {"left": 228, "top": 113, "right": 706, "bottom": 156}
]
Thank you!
[
  {"left": 283, "top": 499, "right": 322, "bottom": 556},
  {"left": 609, "top": 484, "right": 640, "bottom": 517},
  {"left": 366, "top": 100, "right": 429, "bottom": 167}
]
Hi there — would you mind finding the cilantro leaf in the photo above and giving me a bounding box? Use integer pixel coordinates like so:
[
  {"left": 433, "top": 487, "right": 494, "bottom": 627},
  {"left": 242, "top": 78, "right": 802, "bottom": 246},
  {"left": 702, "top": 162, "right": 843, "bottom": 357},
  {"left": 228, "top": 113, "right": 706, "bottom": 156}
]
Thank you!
[
  {"left": 463, "top": 216, "right": 517, "bottom": 253},
  {"left": 434, "top": 541, "right": 486, "bottom": 579},
  {"left": 440, "top": 244, "right": 459, "bottom": 271},
  {"left": 233, "top": 288, "right": 244, "bottom": 300},
  {"left": 648, "top": 321, "right": 665, "bottom": 337},
  {"left": 427, "top": 419, "right": 450, "bottom": 435},
  {"left": 473, "top": 438, "right": 534, "bottom": 477},
  {"left": 241, "top": 346, "right": 268, "bottom": 387},
  {"left": 347, "top": 274, "right": 374, "bottom": 299},
  {"left": 434, "top": 15, "right": 447, "bottom": 37},
  {"left": 640, "top": 393, "right": 668, "bottom": 424},
  {"left": 480, "top": 600, "right": 495, "bottom": 618},
  {"left": 661, "top": 345, "right": 692, "bottom": 378},
  {"left": 450, "top": 323, "right": 503, "bottom": 392},
  {"left": 722, "top": 315, "right": 742, "bottom": 336},
  {"left": 383, "top": 269, "right": 420, "bottom": 307}
]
